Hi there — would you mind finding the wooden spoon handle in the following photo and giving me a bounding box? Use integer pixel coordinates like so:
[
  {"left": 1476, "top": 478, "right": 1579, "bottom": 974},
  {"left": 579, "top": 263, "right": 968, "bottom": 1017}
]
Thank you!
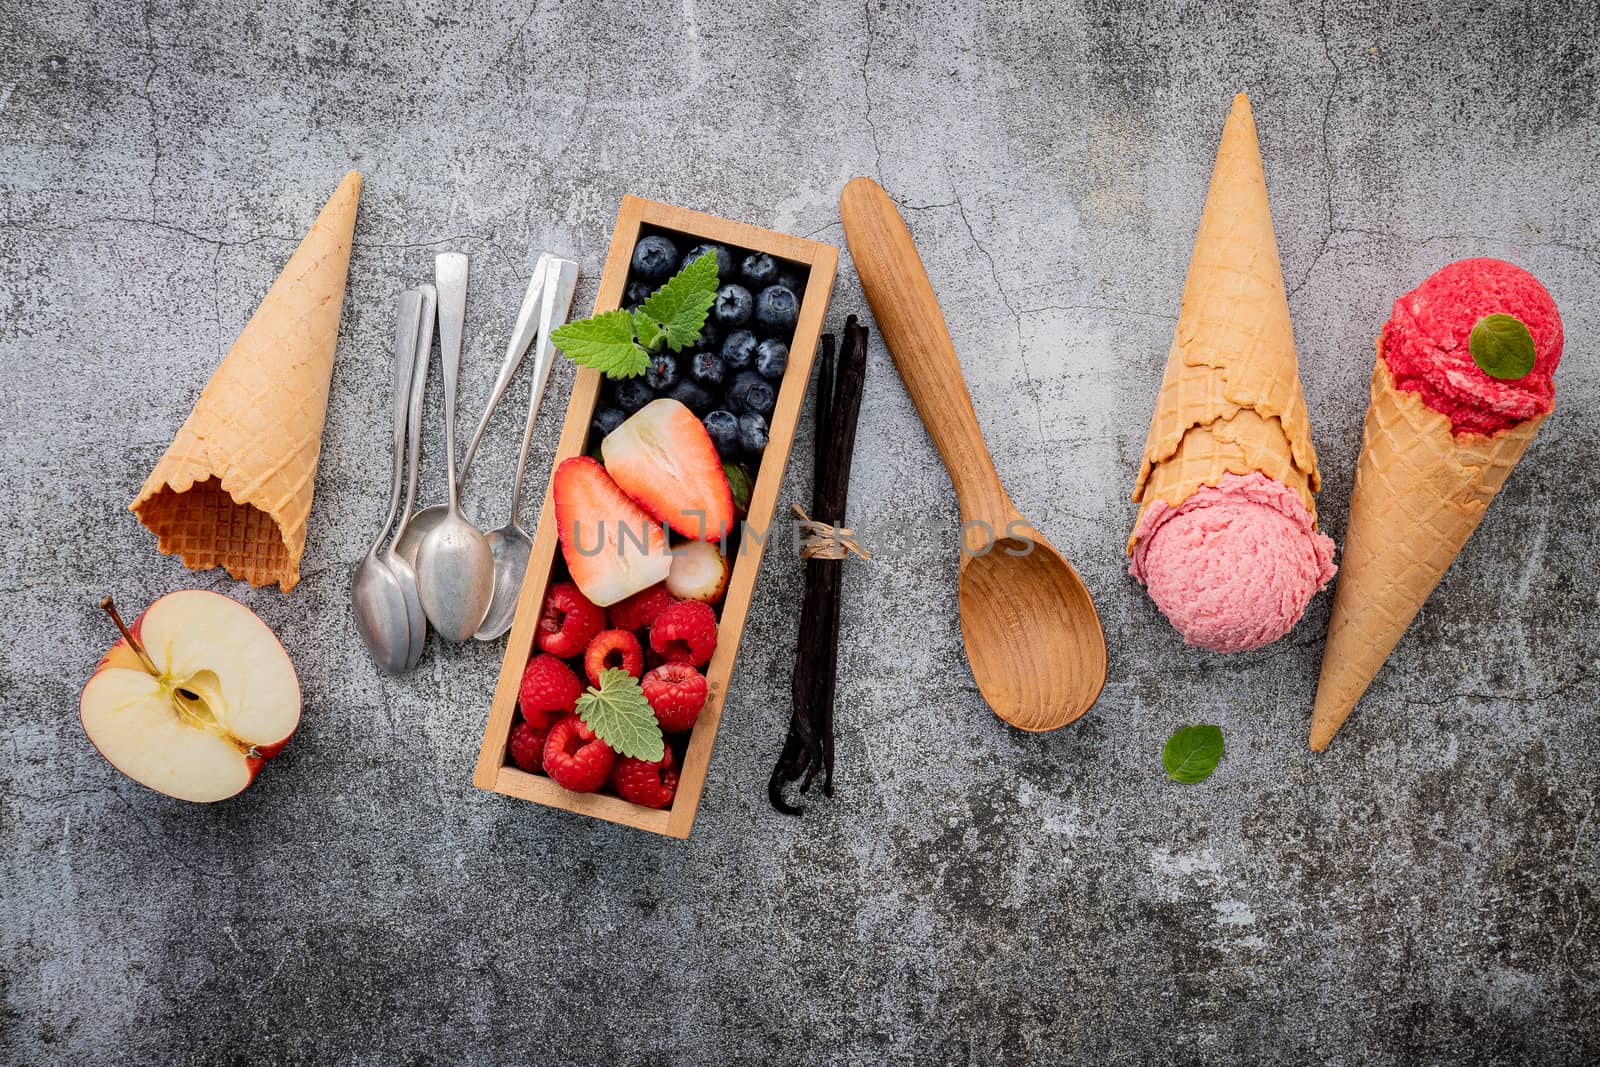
[{"left": 840, "top": 177, "right": 1017, "bottom": 532}]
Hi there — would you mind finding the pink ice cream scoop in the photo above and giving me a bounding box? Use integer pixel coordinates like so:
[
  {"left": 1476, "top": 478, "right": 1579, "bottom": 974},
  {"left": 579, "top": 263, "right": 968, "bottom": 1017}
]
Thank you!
[{"left": 1130, "top": 473, "right": 1336, "bottom": 653}]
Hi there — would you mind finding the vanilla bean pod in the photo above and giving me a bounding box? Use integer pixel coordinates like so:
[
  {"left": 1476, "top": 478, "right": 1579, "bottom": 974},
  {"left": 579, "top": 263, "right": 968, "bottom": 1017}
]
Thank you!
[{"left": 769, "top": 317, "right": 868, "bottom": 814}]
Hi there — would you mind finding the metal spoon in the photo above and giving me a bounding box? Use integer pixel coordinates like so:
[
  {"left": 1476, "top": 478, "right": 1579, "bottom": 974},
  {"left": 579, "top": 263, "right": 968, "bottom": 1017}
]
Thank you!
[
  {"left": 353, "top": 291, "right": 424, "bottom": 673},
  {"left": 391, "top": 283, "right": 436, "bottom": 670},
  {"left": 414, "top": 253, "right": 495, "bottom": 641},
  {"left": 392, "top": 262, "right": 551, "bottom": 568},
  {"left": 474, "top": 256, "right": 579, "bottom": 641}
]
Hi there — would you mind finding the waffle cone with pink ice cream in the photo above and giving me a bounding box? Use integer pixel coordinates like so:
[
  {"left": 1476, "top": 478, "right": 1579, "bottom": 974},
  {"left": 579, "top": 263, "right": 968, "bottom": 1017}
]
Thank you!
[
  {"left": 1128, "top": 93, "right": 1336, "bottom": 653},
  {"left": 1310, "top": 258, "right": 1562, "bottom": 751}
]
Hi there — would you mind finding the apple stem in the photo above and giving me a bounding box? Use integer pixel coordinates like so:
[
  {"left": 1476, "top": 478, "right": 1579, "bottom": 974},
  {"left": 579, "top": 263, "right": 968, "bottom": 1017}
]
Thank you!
[{"left": 99, "top": 596, "right": 161, "bottom": 678}]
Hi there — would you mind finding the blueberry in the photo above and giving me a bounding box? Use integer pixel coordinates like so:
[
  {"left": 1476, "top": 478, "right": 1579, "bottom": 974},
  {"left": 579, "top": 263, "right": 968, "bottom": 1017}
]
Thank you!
[
  {"left": 614, "top": 377, "right": 655, "bottom": 414},
  {"left": 696, "top": 319, "right": 725, "bottom": 350},
  {"left": 720, "top": 329, "right": 757, "bottom": 370},
  {"left": 754, "top": 286, "right": 799, "bottom": 332},
  {"left": 727, "top": 370, "right": 775, "bottom": 416},
  {"left": 591, "top": 406, "right": 625, "bottom": 440},
  {"left": 775, "top": 268, "right": 804, "bottom": 293},
  {"left": 755, "top": 338, "right": 788, "bottom": 380},
  {"left": 703, "top": 409, "right": 740, "bottom": 456},
  {"left": 624, "top": 279, "right": 654, "bottom": 308},
  {"left": 690, "top": 350, "right": 726, "bottom": 388},
  {"left": 644, "top": 353, "right": 680, "bottom": 392},
  {"left": 714, "top": 284, "right": 753, "bottom": 328},
  {"left": 683, "top": 242, "right": 733, "bottom": 280},
  {"left": 631, "top": 235, "right": 679, "bottom": 281},
  {"left": 737, "top": 412, "right": 768, "bottom": 456},
  {"left": 740, "top": 252, "right": 778, "bottom": 289},
  {"left": 667, "top": 379, "right": 716, "bottom": 416}
]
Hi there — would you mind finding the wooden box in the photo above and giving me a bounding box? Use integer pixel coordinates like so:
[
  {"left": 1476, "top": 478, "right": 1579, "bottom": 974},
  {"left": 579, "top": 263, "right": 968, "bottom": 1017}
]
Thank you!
[{"left": 472, "top": 196, "right": 839, "bottom": 837}]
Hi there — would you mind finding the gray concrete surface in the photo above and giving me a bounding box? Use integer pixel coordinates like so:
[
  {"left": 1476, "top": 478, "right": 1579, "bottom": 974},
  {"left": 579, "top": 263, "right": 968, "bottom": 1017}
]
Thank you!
[{"left": 3, "top": 1, "right": 1598, "bottom": 1063}]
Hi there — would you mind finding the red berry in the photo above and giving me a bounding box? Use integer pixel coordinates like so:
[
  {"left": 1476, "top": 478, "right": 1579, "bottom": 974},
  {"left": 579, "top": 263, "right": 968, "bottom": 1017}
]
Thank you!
[
  {"left": 640, "top": 663, "right": 708, "bottom": 732},
  {"left": 583, "top": 629, "right": 644, "bottom": 688},
  {"left": 537, "top": 582, "right": 605, "bottom": 658},
  {"left": 518, "top": 653, "right": 584, "bottom": 729},
  {"left": 542, "top": 714, "right": 615, "bottom": 792},
  {"left": 649, "top": 600, "right": 718, "bottom": 666},
  {"left": 609, "top": 748, "right": 679, "bottom": 809},
  {"left": 609, "top": 583, "right": 678, "bottom": 632},
  {"left": 508, "top": 720, "right": 549, "bottom": 774}
]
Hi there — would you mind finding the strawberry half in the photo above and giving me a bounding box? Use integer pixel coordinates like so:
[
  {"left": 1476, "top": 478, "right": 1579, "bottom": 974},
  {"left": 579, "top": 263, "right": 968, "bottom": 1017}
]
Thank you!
[
  {"left": 601, "top": 398, "right": 735, "bottom": 542},
  {"left": 553, "top": 456, "right": 673, "bottom": 607}
]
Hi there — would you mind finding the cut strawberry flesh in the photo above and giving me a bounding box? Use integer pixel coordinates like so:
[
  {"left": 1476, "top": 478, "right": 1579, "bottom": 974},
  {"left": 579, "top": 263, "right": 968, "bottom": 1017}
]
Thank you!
[
  {"left": 553, "top": 456, "right": 673, "bottom": 607},
  {"left": 602, "top": 399, "right": 735, "bottom": 542}
]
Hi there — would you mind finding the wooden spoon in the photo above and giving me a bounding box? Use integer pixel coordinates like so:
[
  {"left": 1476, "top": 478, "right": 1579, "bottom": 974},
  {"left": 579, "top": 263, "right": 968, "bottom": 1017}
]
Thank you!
[{"left": 840, "top": 176, "right": 1107, "bottom": 731}]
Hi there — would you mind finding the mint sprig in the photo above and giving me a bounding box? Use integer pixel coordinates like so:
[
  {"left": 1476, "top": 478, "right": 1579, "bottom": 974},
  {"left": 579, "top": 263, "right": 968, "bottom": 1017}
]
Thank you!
[
  {"left": 1162, "top": 724, "right": 1223, "bottom": 784},
  {"left": 577, "top": 668, "right": 664, "bottom": 762},
  {"left": 552, "top": 250, "right": 719, "bottom": 379},
  {"left": 1469, "top": 313, "right": 1536, "bottom": 381}
]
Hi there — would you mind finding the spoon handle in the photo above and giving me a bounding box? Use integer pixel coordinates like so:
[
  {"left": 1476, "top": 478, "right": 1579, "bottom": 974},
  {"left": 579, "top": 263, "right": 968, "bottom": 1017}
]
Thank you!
[
  {"left": 459, "top": 255, "right": 554, "bottom": 481},
  {"left": 509, "top": 257, "right": 579, "bottom": 520},
  {"left": 373, "top": 291, "right": 423, "bottom": 553},
  {"left": 397, "top": 284, "right": 436, "bottom": 533},
  {"left": 434, "top": 253, "right": 470, "bottom": 511},
  {"left": 839, "top": 177, "right": 1019, "bottom": 533}
]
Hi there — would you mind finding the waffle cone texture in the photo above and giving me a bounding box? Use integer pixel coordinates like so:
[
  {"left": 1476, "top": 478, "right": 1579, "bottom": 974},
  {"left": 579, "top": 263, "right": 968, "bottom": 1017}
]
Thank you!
[
  {"left": 131, "top": 172, "right": 361, "bottom": 592},
  {"left": 1130, "top": 93, "right": 1321, "bottom": 552},
  {"left": 1310, "top": 348, "right": 1545, "bottom": 751}
]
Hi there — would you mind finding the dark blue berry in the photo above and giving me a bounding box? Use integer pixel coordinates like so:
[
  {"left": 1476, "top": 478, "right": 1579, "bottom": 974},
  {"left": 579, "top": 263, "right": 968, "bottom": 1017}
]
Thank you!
[
  {"left": 644, "top": 353, "right": 680, "bottom": 392},
  {"left": 667, "top": 379, "right": 716, "bottom": 416},
  {"left": 740, "top": 253, "right": 778, "bottom": 289},
  {"left": 614, "top": 377, "right": 655, "bottom": 414},
  {"left": 631, "top": 235, "right": 679, "bottom": 281},
  {"left": 624, "top": 280, "right": 654, "bottom": 308},
  {"left": 720, "top": 329, "right": 757, "bottom": 370},
  {"left": 754, "top": 286, "right": 799, "bottom": 332},
  {"left": 755, "top": 338, "right": 788, "bottom": 379},
  {"left": 690, "top": 350, "right": 727, "bottom": 388},
  {"left": 714, "top": 284, "right": 753, "bottom": 328},
  {"left": 696, "top": 319, "right": 725, "bottom": 350},
  {"left": 591, "top": 406, "right": 625, "bottom": 440},
  {"left": 727, "top": 370, "right": 775, "bottom": 416},
  {"left": 775, "top": 268, "right": 804, "bottom": 293},
  {"left": 703, "top": 409, "right": 740, "bottom": 456},
  {"left": 683, "top": 243, "right": 733, "bottom": 280},
  {"left": 736, "top": 412, "right": 768, "bottom": 456}
]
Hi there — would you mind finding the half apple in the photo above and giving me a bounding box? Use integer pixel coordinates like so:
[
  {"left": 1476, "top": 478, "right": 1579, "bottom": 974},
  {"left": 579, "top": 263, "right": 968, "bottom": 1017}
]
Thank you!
[{"left": 82, "top": 590, "right": 301, "bottom": 802}]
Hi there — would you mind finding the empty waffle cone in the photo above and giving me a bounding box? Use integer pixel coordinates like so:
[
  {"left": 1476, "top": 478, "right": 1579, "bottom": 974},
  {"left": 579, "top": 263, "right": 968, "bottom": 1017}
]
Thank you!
[
  {"left": 130, "top": 171, "right": 361, "bottom": 592},
  {"left": 1131, "top": 92, "right": 1320, "bottom": 550},
  {"left": 1310, "top": 350, "right": 1545, "bottom": 751}
]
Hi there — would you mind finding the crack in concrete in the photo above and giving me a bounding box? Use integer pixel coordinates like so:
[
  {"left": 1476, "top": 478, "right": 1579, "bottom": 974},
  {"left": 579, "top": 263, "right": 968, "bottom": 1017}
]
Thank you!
[
  {"left": 1287, "top": 0, "right": 1344, "bottom": 299},
  {"left": 860, "top": 0, "right": 884, "bottom": 178},
  {"left": 140, "top": 0, "right": 163, "bottom": 211}
]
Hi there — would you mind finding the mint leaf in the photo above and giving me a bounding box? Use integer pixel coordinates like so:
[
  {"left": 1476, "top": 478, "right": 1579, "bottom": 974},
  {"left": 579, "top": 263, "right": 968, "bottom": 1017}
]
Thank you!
[
  {"left": 552, "top": 310, "right": 650, "bottom": 378},
  {"left": 577, "top": 668, "right": 664, "bottom": 762},
  {"left": 639, "top": 250, "right": 719, "bottom": 352},
  {"left": 1162, "top": 724, "right": 1223, "bottom": 784},
  {"left": 1470, "top": 313, "right": 1536, "bottom": 380},
  {"left": 633, "top": 307, "right": 666, "bottom": 353}
]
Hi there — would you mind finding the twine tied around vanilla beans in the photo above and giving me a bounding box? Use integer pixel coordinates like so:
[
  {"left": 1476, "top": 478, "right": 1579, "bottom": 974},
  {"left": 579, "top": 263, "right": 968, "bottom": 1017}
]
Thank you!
[{"left": 792, "top": 504, "right": 871, "bottom": 561}]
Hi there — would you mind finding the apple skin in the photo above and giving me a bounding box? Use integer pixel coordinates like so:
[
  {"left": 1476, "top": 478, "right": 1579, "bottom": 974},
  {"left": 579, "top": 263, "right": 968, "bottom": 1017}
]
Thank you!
[{"left": 81, "top": 590, "right": 300, "bottom": 802}]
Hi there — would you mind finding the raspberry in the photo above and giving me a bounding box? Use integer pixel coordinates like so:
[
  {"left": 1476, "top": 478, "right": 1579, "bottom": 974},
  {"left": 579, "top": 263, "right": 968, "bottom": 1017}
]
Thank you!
[
  {"left": 609, "top": 748, "right": 679, "bottom": 809},
  {"left": 538, "top": 582, "right": 605, "bottom": 658},
  {"left": 649, "top": 600, "right": 718, "bottom": 666},
  {"left": 542, "top": 714, "right": 615, "bottom": 792},
  {"left": 507, "top": 720, "right": 549, "bottom": 774},
  {"left": 583, "top": 629, "right": 644, "bottom": 688},
  {"left": 640, "top": 663, "right": 708, "bottom": 732},
  {"left": 608, "top": 583, "right": 679, "bottom": 633},
  {"left": 518, "top": 654, "right": 584, "bottom": 729}
]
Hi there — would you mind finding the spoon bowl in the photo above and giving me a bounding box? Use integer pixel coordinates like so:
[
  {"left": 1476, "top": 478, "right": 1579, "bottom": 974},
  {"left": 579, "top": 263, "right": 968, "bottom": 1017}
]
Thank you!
[
  {"left": 841, "top": 176, "right": 1107, "bottom": 730},
  {"left": 352, "top": 552, "right": 413, "bottom": 674},
  {"left": 957, "top": 528, "right": 1106, "bottom": 731},
  {"left": 474, "top": 526, "right": 534, "bottom": 640}
]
